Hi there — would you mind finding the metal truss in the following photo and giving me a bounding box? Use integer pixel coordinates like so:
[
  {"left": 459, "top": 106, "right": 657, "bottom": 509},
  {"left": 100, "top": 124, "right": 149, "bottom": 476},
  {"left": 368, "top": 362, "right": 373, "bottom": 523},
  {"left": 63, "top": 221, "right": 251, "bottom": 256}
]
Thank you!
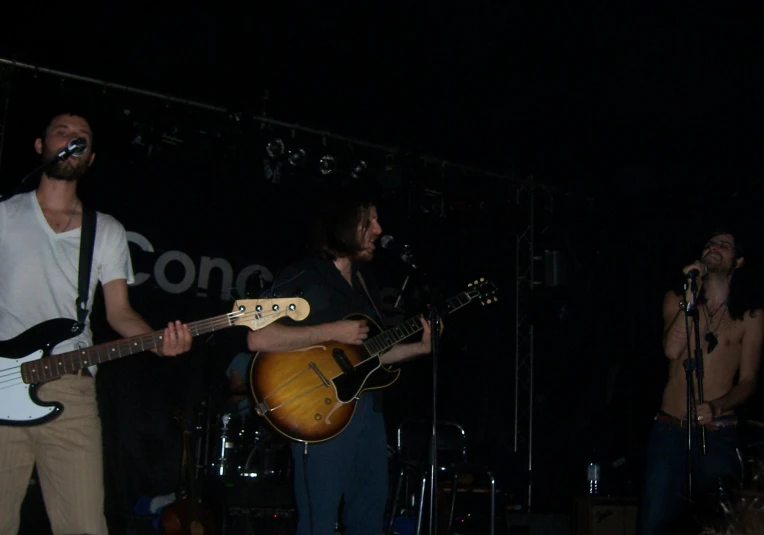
[{"left": 514, "top": 176, "right": 535, "bottom": 510}]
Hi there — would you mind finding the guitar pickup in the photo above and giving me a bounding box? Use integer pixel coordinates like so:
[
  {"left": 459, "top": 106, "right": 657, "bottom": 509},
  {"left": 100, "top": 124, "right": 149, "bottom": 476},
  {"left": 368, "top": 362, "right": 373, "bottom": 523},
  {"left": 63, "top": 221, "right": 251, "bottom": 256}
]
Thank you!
[{"left": 332, "top": 349, "right": 354, "bottom": 374}]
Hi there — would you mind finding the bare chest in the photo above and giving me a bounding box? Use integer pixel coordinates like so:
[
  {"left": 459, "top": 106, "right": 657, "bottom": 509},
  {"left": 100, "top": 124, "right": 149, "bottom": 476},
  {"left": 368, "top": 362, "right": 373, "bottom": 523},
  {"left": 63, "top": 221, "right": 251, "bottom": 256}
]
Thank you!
[{"left": 670, "top": 312, "right": 743, "bottom": 390}]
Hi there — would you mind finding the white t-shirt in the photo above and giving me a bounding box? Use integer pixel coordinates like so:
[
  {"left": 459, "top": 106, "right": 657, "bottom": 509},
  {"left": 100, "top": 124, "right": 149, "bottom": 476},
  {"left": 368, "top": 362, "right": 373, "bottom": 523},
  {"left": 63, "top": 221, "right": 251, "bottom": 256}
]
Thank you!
[{"left": 0, "top": 191, "right": 135, "bottom": 360}]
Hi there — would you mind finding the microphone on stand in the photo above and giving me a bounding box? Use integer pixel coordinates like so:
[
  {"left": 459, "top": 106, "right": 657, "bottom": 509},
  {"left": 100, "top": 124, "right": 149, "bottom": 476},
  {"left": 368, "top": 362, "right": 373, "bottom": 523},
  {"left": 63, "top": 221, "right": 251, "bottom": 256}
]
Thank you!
[
  {"left": 380, "top": 235, "right": 418, "bottom": 310},
  {"left": 5, "top": 138, "right": 90, "bottom": 197},
  {"left": 685, "top": 262, "right": 707, "bottom": 280},
  {"left": 380, "top": 235, "right": 417, "bottom": 270},
  {"left": 56, "top": 138, "right": 88, "bottom": 160},
  {"left": 683, "top": 261, "right": 707, "bottom": 295}
]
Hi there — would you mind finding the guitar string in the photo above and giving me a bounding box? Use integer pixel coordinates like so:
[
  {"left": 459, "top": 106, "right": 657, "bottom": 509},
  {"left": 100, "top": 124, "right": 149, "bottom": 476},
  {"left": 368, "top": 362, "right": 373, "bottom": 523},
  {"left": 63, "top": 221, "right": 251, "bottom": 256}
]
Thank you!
[
  {"left": 0, "top": 308, "right": 272, "bottom": 386},
  {"left": 1, "top": 291, "right": 472, "bottom": 392},
  {"left": 260, "top": 312, "right": 441, "bottom": 413},
  {"left": 0, "top": 307, "right": 295, "bottom": 390},
  {"left": 248, "top": 293, "right": 483, "bottom": 425}
]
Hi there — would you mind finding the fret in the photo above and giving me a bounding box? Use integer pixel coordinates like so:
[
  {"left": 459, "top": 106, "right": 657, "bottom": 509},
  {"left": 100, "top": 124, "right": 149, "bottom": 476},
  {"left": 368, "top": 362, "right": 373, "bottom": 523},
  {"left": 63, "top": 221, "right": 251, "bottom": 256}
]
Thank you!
[
  {"left": 383, "top": 332, "right": 393, "bottom": 347},
  {"left": 17, "top": 304, "right": 305, "bottom": 386},
  {"left": 42, "top": 358, "right": 52, "bottom": 380}
]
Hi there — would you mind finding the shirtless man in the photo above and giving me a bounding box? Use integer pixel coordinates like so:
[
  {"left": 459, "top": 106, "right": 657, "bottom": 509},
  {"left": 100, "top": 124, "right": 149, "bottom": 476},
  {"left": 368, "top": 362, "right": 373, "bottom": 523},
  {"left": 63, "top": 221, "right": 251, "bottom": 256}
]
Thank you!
[{"left": 638, "top": 229, "right": 764, "bottom": 535}]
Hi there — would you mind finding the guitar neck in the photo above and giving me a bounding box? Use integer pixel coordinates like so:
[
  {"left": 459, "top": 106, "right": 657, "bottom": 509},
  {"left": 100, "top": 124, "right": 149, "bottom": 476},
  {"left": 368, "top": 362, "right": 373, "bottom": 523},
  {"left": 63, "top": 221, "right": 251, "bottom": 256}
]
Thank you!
[
  {"left": 22, "top": 312, "right": 238, "bottom": 383},
  {"left": 363, "top": 291, "right": 471, "bottom": 356}
]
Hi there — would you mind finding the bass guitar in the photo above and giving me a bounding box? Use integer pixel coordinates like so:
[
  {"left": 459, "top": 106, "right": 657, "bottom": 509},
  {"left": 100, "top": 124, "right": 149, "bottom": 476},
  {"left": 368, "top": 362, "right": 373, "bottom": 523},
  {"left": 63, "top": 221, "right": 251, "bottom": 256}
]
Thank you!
[
  {"left": 250, "top": 277, "right": 497, "bottom": 443},
  {"left": 0, "top": 297, "right": 309, "bottom": 426}
]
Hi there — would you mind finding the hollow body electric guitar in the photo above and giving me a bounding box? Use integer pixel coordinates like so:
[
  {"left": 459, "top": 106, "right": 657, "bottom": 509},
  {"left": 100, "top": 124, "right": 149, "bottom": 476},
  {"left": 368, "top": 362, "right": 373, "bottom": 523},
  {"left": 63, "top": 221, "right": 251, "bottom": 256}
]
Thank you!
[
  {"left": 0, "top": 298, "right": 309, "bottom": 426},
  {"left": 250, "top": 278, "right": 498, "bottom": 443}
]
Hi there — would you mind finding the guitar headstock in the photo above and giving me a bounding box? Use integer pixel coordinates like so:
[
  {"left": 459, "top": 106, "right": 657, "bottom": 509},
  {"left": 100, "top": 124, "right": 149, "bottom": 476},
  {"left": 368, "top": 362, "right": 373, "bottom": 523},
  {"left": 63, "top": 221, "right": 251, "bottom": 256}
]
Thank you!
[
  {"left": 231, "top": 297, "right": 310, "bottom": 330},
  {"left": 465, "top": 277, "right": 499, "bottom": 306}
]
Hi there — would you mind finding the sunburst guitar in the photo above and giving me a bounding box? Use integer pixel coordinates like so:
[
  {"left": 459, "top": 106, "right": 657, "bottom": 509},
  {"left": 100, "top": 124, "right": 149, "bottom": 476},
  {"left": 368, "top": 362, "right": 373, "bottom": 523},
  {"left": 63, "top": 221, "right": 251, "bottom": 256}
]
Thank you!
[
  {"left": 0, "top": 298, "right": 309, "bottom": 426},
  {"left": 249, "top": 277, "right": 498, "bottom": 443}
]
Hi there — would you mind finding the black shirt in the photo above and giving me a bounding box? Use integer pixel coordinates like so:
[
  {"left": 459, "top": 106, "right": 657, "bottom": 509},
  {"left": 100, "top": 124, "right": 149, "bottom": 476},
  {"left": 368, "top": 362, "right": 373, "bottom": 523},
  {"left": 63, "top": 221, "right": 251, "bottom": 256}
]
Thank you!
[{"left": 267, "top": 256, "right": 387, "bottom": 410}]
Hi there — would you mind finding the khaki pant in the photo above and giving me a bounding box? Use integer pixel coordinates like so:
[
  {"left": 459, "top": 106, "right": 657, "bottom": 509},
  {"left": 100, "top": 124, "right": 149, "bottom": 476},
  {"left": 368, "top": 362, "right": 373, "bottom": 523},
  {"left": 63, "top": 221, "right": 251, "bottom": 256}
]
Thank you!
[{"left": 0, "top": 374, "right": 108, "bottom": 535}]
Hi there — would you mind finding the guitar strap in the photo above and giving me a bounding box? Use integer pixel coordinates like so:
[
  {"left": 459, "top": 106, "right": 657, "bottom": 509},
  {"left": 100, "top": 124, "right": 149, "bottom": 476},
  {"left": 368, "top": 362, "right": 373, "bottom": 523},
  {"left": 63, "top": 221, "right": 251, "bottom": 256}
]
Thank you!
[
  {"left": 75, "top": 206, "right": 97, "bottom": 333},
  {"left": 356, "top": 270, "right": 387, "bottom": 328}
]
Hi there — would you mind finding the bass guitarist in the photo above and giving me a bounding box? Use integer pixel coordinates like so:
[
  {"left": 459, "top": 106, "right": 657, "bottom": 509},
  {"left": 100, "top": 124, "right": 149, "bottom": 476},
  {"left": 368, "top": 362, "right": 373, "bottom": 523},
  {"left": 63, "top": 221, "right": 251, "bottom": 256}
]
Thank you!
[
  {"left": 0, "top": 108, "right": 193, "bottom": 535},
  {"left": 246, "top": 184, "right": 441, "bottom": 535}
]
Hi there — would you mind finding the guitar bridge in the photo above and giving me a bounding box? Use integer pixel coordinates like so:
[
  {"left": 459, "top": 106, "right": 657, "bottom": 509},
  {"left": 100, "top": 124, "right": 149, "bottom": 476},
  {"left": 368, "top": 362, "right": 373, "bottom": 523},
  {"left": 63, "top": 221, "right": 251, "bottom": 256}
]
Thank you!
[{"left": 309, "top": 362, "right": 330, "bottom": 387}]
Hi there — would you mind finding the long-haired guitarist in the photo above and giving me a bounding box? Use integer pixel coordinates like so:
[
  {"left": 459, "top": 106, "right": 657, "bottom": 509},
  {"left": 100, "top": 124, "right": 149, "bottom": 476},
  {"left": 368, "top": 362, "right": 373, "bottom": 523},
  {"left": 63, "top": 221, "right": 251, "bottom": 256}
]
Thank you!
[
  {"left": 247, "top": 184, "right": 441, "bottom": 535},
  {"left": 0, "top": 109, "right": 193, "bottom": 535}
]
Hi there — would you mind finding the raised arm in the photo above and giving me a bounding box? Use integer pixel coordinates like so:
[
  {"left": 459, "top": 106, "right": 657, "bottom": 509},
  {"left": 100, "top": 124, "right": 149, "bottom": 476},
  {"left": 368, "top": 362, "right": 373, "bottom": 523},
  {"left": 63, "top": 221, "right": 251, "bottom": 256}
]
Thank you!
[
  {"left": 662, "top": 289, "right": 693, "bottom": 360},
  {"left": 102, "top": 278, "right": 192, "bottom": 356}
]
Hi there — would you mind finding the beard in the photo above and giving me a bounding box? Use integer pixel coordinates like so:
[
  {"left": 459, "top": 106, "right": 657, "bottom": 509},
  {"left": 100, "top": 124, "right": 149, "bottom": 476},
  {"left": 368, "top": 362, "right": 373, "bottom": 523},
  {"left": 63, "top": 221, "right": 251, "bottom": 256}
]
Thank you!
[{"left": 44, "top": 155, "right": 89, "bottom": 182}]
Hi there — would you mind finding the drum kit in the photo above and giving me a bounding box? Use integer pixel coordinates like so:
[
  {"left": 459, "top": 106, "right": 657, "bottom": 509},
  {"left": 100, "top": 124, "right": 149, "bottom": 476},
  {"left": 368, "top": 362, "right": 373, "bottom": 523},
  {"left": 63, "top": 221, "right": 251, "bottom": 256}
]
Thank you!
[{"left": 197, "top": 387, "right": 297, "bottom": 528}]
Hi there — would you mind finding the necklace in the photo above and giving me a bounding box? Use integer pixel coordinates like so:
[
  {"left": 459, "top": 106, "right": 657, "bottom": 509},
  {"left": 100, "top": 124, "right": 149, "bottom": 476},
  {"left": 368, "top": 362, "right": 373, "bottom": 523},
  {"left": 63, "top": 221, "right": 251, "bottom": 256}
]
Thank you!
[
  {"left": 60, "top": 200, "right": 78, "bottom": 233},
  {"left": 702, "top": 300, "right": 728, "bottom": 354},
  {"left": 705, "top": 300, "right": 728, "bottom": 325}
]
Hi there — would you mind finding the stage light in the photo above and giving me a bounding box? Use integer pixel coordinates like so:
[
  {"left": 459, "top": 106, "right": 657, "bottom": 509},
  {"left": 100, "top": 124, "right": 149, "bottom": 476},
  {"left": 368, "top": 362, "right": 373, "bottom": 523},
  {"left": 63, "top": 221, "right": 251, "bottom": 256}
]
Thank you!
[
  {"left": 266, "top": 138, "right": 285, "bottom": 158},
  {"left": 319, "top": 155, "right": 336, "bottom": 175},
  {"left": 351, "top": 160, "right": 367, "bottom": 179},
  {"left": 288, "top": 148, "right": 306, "bottom": 167}
]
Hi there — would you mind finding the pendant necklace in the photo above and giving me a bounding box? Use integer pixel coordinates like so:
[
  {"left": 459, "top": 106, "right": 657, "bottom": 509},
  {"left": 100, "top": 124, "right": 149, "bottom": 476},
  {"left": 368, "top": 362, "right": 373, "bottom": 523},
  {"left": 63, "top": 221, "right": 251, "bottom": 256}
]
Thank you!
[
  {"left": 703, "top": 300, "right": 728, "bottom": 354},
  {"left": 60, "top": 200, "right": 78, "bottom": 233}
]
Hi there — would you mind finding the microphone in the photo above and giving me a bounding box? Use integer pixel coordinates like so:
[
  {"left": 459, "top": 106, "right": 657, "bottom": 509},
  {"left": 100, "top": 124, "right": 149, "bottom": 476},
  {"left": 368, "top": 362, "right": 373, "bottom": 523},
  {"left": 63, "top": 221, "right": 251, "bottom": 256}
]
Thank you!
[
  {"left": 55, "top": 138, "right": 87, "bottom": 160},
  {"left": 380, "top": 235, "right": 417, "bottom": 269},
  {"left": 685, "top": 262, "right": 707, "bottom": 279}
]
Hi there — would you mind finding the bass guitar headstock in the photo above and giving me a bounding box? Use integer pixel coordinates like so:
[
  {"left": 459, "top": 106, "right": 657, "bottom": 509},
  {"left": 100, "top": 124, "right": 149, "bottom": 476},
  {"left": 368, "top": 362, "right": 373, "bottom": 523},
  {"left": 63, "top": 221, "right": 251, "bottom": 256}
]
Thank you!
[{"left": 230, "top": 298, "right": 310, "bottom": 330}]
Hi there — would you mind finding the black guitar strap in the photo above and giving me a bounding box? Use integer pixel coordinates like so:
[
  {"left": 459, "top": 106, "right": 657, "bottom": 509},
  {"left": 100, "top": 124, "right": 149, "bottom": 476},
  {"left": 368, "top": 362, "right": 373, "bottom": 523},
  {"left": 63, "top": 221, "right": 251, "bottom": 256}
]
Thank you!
[{"left": 75, "top": 206, "right": 97, "bottom": 333}]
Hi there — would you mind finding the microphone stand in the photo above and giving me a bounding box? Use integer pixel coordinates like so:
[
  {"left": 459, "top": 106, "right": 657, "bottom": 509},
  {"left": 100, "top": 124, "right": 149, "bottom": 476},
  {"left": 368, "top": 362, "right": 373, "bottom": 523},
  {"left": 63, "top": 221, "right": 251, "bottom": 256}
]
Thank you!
[
  {"left": 426, "top": 289, "right": 441, "bottom": 535},
  {"left": 7, "top": 144, "right": 81, "bottom": 196},
  {"left": 681, "top": 275, "right": 707, "bottom": 500},
  {"left": 386, "top": 240, "right": 442, "bottom": 534},
  {"left": 393, "top": 275, "right": 410, "bottom": 310}
]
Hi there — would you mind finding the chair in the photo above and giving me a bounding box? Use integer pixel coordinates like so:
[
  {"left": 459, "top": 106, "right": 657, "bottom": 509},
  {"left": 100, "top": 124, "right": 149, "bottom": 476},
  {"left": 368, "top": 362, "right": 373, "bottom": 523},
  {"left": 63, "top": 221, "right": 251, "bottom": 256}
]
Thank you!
[{"left": 386, "top": 418, "right": 497, "bottom": 535}]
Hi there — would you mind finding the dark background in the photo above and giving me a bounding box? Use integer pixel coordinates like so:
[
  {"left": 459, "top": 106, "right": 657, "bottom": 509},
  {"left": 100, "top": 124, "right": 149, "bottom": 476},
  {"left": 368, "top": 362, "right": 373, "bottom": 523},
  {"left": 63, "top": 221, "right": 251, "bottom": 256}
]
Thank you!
[{"left": 2, "top": 1, "right": 764, "bottom": 531}]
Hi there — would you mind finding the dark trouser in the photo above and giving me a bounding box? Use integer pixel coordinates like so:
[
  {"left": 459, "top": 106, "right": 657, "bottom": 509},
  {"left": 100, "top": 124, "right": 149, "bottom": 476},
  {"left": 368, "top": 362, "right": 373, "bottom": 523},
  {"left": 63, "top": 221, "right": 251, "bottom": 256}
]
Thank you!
[
  {"left": 638, "top": 417, "right": 741, "bottom": 535},
  {"left": 290, "top": 394, "right": 388, "bottom": 535}
]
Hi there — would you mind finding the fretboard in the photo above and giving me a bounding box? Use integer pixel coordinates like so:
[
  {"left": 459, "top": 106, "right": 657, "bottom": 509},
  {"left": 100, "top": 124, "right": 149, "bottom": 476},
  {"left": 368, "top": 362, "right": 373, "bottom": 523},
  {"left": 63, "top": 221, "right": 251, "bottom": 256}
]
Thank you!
[
  {"left": 363, "top": 291, "right": 472, "bottom": 356},
  {"left": 21, "top": 312, "right": 243, "bottom": 384}
]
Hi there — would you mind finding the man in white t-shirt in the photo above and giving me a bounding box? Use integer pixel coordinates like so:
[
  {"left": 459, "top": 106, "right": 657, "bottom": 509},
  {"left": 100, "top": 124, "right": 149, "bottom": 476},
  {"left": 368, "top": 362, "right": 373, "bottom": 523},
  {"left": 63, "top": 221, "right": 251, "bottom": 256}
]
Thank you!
[{"left": 0, "top": 110, "right": 194, "bottom": 535}]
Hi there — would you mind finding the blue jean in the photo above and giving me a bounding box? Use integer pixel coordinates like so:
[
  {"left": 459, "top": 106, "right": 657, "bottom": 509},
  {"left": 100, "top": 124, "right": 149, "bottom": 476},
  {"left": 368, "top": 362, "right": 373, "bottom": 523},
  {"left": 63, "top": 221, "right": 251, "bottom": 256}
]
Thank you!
[
  {"left": 290, "top": 394, "right": 389, "bottom": 535},
  {"left": 638, "top": 418, "right": 741, "bottom": 535}
]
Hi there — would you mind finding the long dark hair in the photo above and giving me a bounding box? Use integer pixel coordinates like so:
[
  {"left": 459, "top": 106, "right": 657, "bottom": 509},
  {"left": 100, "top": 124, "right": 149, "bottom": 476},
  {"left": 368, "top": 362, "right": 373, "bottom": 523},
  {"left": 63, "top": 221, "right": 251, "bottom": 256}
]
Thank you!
[
  {"left": 695, "top": 227, "right": 763, "bottom": 321},
  {"left": 309, "top": 184, "right": 377, "bottom": 260}
]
